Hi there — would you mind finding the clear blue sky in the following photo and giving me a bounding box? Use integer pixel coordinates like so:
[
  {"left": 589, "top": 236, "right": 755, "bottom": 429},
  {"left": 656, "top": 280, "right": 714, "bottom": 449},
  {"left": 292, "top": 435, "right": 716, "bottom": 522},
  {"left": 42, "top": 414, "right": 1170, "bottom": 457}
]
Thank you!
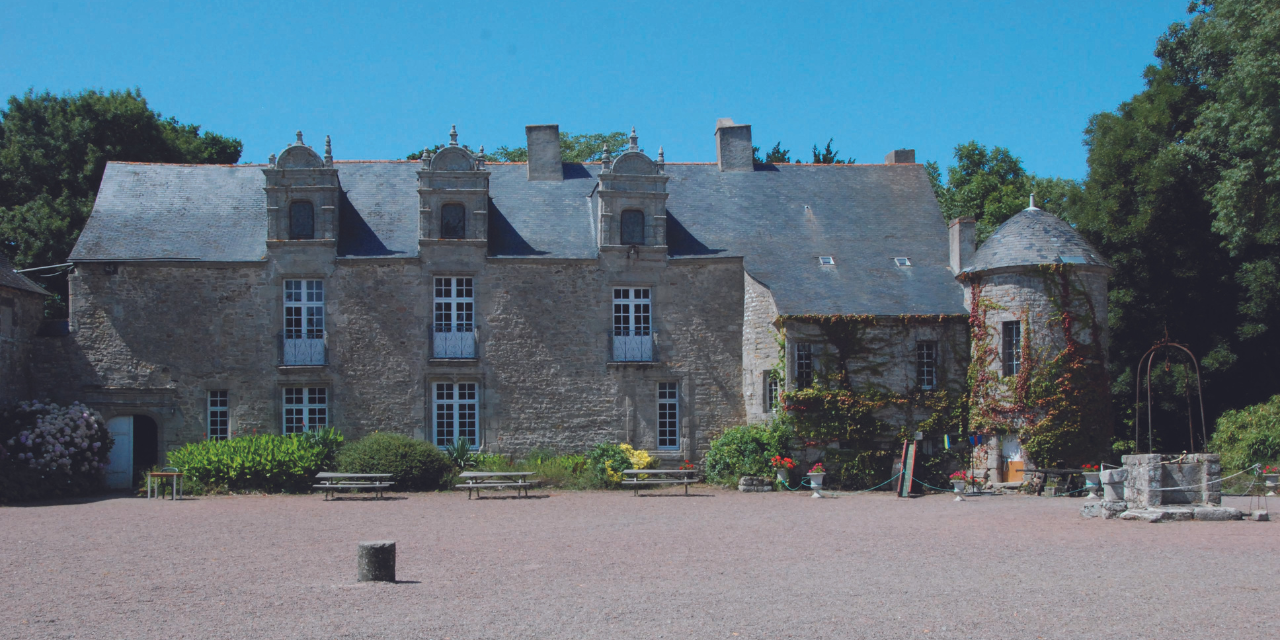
[{"left": 2, "top": 1, "right": 1188, "bottom": 180}]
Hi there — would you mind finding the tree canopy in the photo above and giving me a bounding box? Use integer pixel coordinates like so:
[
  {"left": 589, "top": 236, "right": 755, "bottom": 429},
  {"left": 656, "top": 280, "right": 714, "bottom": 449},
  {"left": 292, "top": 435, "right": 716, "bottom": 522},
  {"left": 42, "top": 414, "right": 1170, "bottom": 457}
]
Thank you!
[
  {"left": 410, "top": 131, "right": 631, "bottom": 163},
  {"left": 0, "top": 88, "right": 242, "bottom": 314}
]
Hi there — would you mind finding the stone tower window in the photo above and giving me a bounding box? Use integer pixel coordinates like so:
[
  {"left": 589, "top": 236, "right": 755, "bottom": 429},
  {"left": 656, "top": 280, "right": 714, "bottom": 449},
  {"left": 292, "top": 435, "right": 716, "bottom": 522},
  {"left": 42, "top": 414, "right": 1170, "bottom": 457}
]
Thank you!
[
  {"left": 289, "top": 201, "right": 315, "bottom": 240},
  {"left": 916, "top": 341, "right": 937, "bottom": 390},
  {"left": 620, "top": 210, "right": 645, "bottom": 245},
  {"left": 795, "top": 343, "right": 814, "bottom": 389},
  {"left": 441, "top": 203, "right": 466, "bottom": 239},
  {"left": 1002, "top": 321, "right": 1022, "bottom": 377}
]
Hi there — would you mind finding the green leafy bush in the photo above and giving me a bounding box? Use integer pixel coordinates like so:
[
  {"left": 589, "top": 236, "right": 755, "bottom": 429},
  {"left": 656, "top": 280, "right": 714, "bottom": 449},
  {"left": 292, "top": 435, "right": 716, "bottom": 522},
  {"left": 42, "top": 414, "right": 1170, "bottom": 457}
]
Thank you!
[
  {"left": 167, "top": 429, "right": 342, "bottom": 494},
  {"left": 474, "top": 447, "right": 590, "bottom": 489},
  {"left": 0, "top": 400, "right": 112, "bottom": 503},
  {"left": 704, "top": 418, "right": 796, "bottom": 485},
  {"left": 1209, "top": 395, "right": 1280, "bottom": 471},
  {"left": 336, "top": 432, "right": 451, "bottom": 491},
  {"left": 585, "top": 442, "right": 633, "bottom": 487}
]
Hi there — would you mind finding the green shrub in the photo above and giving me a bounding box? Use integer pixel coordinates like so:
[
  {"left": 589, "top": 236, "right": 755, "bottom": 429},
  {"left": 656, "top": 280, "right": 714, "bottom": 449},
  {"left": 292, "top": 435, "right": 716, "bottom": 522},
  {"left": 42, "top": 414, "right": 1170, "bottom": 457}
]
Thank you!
[
  {"left": 336, "top": 432, "right": 451, "bottom": 491},
  {"left": 474, "top": 448, "right": 590, "bottom": 489},
  {"left": 704, "top": 418, "right": 796, "bottom": 485},
  {"left": 167, "top": 428, "right": 342, "bottom": 494},
  {"left": 1, "top": 400, "right": 112, "bottom": 503},
  {"left": 585, "top": 442, "right": 633, "bottom": 487},
  {"left": 1209, "top": 395, "right": 1280, "bottom": 471},
  {"left": 825, "top": 448, "right": 895, "bottom": 490}
]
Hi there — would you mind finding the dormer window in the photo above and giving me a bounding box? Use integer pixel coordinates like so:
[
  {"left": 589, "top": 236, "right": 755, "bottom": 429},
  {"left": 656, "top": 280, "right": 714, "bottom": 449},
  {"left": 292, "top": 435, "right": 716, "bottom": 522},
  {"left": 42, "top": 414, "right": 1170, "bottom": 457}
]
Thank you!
[
  {"left": 621, "top": 210, "right": 645, "bottom": 245},
  {"left": 441, "top": 203, "right": 466, "bottom": 239},
  {"left": 289, "top": 201, "right": 315, "bottom": 240},
  {"left": 818, "top": 256, "right": 835, "bottom": 266}
]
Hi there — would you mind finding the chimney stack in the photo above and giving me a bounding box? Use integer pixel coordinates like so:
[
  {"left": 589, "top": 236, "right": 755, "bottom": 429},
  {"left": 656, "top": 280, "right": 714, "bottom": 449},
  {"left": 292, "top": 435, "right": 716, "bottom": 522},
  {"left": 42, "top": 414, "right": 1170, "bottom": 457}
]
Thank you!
[
  {"left": 715, "top": 118, "right": 753, "bottom": 172},
  {"left": 949, "top": 217, "right": 976, "bottom": 275},
  {"left": 526, "top": 124, "right": 562, "bottom": 181},
  {"left": 885, "top": 149, "right": 916, "bottom": 164}
]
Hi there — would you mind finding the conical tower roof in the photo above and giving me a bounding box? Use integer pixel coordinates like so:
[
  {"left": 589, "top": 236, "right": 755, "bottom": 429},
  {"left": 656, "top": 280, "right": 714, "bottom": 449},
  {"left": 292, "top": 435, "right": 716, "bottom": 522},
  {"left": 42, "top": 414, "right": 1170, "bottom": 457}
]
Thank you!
[{"left": 964, "top": 201, "right": 1110, "bottom": 275}]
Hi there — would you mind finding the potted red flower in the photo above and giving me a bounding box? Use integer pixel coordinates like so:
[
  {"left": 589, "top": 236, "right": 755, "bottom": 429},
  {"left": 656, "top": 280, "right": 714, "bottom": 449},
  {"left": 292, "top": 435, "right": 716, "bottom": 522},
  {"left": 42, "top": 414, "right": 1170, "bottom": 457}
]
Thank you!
[
  {"left": 771, "top": 455, "right": 796, "bottom": 484},
  {"left": 1081, "top": 464, "right": 1101, "bottom": 498},
  {"left": 1263, "top": 465, "right": 1279, "bottom": 494},
  {"left": 808, "top": 462, "right": 826, "bottom": 498}
]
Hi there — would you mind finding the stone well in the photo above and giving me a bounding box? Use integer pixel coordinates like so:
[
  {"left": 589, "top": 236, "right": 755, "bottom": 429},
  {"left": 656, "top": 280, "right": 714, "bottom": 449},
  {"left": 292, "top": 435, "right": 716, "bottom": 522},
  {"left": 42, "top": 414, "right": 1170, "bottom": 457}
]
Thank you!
[{"left": 1081, "top": 453, "right": 1253, "bottom": 522}]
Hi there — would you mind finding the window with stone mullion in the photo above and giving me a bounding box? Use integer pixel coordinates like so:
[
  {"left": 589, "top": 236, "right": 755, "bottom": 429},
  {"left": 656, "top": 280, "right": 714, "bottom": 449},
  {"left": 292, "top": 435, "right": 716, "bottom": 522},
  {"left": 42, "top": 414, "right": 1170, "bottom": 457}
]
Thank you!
[
  {"left": 434, "top": 277, "right": 474, "bottom": 333},
  {"left": 283, "top": 387, "right": 327, "bottom": 434},
  {"left": 613, "top": 288, "right": 651, "bottom": 337},
  {"left": 434, "top": 382, "right": 478, "bottom": 448},
  {"left": 284, "top": 280, "right": 324, "bottom": 339}
]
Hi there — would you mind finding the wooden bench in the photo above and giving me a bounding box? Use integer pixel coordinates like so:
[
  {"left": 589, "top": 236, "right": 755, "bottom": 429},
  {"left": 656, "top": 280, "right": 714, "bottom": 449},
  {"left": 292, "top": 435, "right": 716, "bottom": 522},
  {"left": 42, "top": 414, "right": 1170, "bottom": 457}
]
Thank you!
[
  {"left": 621, "top": 469, "right": 700, "bottom": 496},
  {"left": 454, "top": 471, "right": 537, "bottom": 499},
  {"left": 314, "top": 472, "right": 395, "bottom": 500}
]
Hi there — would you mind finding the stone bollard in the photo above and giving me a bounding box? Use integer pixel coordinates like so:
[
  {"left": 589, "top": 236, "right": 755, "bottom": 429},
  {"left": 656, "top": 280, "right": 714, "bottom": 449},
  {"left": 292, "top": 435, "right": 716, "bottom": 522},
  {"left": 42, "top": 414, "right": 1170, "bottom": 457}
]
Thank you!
[
  {"left": 357, "top": 541, "right": 396, "bottom": 582},
  {"left": 1100, "top": 468, "right": 1127, "bottom": 502}
]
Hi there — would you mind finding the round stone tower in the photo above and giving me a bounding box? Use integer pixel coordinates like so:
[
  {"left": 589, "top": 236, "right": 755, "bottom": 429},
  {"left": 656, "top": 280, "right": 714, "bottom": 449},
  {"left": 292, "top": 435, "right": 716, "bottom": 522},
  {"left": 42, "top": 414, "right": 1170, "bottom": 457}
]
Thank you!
[{"left": 958, "top": 198, "right": 1113, "bottom": 476}]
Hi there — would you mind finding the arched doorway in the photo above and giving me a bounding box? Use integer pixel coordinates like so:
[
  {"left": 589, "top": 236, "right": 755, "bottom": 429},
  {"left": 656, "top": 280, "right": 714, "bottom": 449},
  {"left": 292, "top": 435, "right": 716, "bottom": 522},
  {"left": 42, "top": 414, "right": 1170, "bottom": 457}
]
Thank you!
[{"left": 104, "top": 414, "right": 160, "bottom": 490}]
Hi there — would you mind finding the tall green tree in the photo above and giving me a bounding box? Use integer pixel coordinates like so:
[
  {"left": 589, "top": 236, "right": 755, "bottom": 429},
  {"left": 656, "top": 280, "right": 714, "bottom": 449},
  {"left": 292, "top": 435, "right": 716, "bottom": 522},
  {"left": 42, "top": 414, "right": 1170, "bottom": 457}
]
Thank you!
[
  {"left": 411, "top": 131, "right": 631, "bottom": 163},
  {"left": 0, "top": 88, "right": 242, "bottom": 314},
  {"left": 929, "top": 141, "right": 1081, "bottom": 242},
  {"left": 1073, "top": 0, "right": 1280, "bottom": 450}
]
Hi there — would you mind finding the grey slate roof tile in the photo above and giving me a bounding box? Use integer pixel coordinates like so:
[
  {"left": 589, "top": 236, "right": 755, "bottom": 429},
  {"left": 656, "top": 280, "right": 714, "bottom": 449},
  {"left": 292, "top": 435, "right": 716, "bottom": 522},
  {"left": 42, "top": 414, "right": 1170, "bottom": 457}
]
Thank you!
[
  {"left": 0, "top": 252, "right": 50, "bottom": 296},
  {"left": 73, "top": 160, "right": 968, "bottom": 316},
  {"left": 966, "top": 207, "right": 1111, "bottom": 274}
]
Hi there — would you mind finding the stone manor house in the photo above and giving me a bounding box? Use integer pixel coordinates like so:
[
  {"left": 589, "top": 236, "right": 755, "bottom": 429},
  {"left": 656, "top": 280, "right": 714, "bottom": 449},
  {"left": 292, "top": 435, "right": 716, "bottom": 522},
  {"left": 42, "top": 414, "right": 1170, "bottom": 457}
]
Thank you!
[{"left": 3, "top": 118, "right": 1111, "bottom": 486}]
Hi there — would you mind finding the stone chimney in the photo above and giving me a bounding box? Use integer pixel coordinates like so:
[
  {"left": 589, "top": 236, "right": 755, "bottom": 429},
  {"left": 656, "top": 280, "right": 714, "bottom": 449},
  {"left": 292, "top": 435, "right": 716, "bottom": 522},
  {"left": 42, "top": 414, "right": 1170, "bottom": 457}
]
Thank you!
[
  {"left": 526, "top": 124, "right": 562, "bottom": 181},
  {"left": 885, "top": 149, "right": 916, "bottom": 164},
  {"left": 715, "top": 118, "right": 753, "bottom": 172},
  {"left": 949, "top": 217, "right": 976, "bottom": 275}
]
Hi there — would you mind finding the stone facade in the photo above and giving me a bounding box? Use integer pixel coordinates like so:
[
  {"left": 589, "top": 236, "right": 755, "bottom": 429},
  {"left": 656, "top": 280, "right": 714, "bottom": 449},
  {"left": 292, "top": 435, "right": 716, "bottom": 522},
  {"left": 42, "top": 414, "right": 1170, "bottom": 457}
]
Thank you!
[
  {"left": 41, "top": 122, "right": 1112, "bottom": 472},
  {"left": 0, "top": 284, "right": 48, "bottom": 406}
]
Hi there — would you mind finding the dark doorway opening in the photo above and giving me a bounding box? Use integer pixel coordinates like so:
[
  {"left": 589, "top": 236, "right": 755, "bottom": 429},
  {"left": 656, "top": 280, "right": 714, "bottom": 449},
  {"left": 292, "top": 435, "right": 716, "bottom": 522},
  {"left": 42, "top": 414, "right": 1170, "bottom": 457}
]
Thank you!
[{"left": 132, "top": 414, "right": 159, "bottom": 473}]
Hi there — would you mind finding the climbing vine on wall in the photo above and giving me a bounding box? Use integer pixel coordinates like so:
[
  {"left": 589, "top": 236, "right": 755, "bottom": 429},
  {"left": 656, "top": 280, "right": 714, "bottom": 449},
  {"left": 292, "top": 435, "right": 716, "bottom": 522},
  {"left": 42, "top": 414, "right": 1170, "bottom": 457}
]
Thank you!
[
  {"left": 965, "top": 266, "right": 1112, "bottom": 466},
  {"left": 775, "top": 314, "right": 970, "bottom": 449}
]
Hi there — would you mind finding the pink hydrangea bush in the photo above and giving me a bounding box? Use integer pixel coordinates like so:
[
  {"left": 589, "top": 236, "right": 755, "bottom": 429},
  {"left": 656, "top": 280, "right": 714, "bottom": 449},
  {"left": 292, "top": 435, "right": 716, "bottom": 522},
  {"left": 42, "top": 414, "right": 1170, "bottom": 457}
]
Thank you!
[{"left": 1, "top": 400, "right": 112, "bottom": 502}]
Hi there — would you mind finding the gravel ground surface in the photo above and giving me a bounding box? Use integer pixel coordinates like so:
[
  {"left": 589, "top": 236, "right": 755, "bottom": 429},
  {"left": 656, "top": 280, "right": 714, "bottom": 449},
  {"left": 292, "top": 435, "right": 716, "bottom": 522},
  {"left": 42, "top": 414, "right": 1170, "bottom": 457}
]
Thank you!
[{"left": 2, "top": 487, "right": 1275, "bottom": 640}]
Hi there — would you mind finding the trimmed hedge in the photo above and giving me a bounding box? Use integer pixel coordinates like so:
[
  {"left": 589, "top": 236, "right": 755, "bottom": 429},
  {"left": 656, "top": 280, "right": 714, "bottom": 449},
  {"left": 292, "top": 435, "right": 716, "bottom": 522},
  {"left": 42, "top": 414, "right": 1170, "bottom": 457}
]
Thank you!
[
  {"left": 336, "top": 432, "right": 452, "bottom": 491},
  {"left": 167, "top": 429, "right": 342, "bottom": 493}
]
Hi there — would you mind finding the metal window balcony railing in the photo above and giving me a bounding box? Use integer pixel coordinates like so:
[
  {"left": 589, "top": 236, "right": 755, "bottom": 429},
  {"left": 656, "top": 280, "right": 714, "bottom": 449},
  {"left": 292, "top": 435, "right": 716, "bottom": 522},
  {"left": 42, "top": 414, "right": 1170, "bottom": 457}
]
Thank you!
[
  {"left": 612, "top": 330, "right": 655, "bottom": 362},
  {"left": 279, "top": 331, "right": 328, "bottom": 366},
  {"left": 431, "top": 324, "right": 477, "bottom": 359}
]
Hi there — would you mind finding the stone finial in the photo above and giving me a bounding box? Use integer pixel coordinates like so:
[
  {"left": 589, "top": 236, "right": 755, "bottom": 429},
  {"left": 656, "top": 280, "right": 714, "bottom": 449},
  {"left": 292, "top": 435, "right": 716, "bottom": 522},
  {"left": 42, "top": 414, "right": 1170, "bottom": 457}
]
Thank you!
[
  {"left": 477, "top": 145, "right": 485, "bottom": 168},
  {"left": 601, "top": 143, "right": 612, "bottom": 171},
  {"left": 295, "top": 131, "right": 304, "bottom": 146},
  {"left": 629, "top": 127, "right": 639, "bottom": 151},
  {"left": 421, "top": 147, "right": 431, "bottom": 167},
  {"left": 323, "top": 135, "right": 333, "bottom": 167},
  {"left": 268, "top": 153, "right": 277, "bottom": 167},
  {"left": 449, "top": 125, "right": 458, "bottom": 147},
  {"left": 657, "top": 146, "right": 665, "bottom": 173}
]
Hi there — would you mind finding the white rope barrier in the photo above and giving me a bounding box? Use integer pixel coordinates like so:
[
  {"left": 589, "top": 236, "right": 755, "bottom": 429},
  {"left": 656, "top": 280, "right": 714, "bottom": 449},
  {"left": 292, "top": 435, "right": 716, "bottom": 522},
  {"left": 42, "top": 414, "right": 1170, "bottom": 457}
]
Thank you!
[{"left": 1147, "top": 464, "right": 1259, "bottom": 491}]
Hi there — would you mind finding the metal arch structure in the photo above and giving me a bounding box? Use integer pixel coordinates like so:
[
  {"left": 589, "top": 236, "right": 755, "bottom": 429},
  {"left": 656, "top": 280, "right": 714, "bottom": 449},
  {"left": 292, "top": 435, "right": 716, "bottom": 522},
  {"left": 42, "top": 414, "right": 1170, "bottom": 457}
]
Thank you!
[{"left": 1134, "top": 335, "right": 1208, "bottom": 454}]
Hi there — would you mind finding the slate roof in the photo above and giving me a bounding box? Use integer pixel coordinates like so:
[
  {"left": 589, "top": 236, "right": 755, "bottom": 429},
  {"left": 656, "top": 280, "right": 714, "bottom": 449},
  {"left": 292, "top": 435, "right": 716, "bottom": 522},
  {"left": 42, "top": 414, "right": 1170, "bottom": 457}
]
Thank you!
[
  {"left": 966, "top": 207, "right": 1111, "bottom": 274},
  {"left": 73, "top": 160, "right": 967, "bottom": 316},
  {"left": 0, "top": 252, "right": 50, "bottom": 296}
]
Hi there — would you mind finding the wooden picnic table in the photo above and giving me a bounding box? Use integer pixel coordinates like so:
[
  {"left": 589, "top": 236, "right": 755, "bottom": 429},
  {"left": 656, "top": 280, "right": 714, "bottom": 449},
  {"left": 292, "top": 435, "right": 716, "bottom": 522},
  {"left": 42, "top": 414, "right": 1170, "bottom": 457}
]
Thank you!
[
  {"left": 1026, "top": 468, "right": 1086, "bottom": 496},
  {"left": 313, "top": 472, "right": 395, "bottom": 500},
  {"left": 621, "top": 469, "right": 701, "bottom": 496},
  {"left": 455, "top": 471, "right": 537, "bottom": 499}
]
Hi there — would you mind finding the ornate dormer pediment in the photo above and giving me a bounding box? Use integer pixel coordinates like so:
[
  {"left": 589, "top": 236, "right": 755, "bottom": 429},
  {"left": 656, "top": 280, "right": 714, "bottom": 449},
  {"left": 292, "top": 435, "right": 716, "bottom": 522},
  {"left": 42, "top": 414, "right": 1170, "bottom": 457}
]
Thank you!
[
  {"left": 417, "top": 126, "right": 490, "bottom": 242},
  {"left": 263, "top": 132, "right": 340, "bottom": 244},
  {"left": 597, "top": 128, "right": 669, "bottom": 249}
]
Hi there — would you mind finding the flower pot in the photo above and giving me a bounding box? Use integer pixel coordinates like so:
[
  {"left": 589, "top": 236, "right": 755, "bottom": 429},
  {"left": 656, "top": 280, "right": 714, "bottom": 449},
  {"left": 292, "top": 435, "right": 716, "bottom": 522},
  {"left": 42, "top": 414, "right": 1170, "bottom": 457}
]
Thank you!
[
  {"left": 808, "top": 473, "right": 825, "bottom": 498},
  {"left": 776, "top": 468, "right": 789, "bottom": 485},
  {"left": 1083, "top": 472, "right": 1101, "bottom": 499},
  {"left": 952, "top": 480, "right": 967, "bottom": 493},
  {"left": 1265, "top": 474, "right": 1278, "bottom": 496}
]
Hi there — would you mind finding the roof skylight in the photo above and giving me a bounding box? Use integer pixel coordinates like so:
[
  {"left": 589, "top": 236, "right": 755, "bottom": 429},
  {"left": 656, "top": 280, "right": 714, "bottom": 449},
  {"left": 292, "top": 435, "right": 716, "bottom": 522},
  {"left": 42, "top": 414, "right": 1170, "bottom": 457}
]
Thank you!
[
  {"left": 818, "top": 256, "right": 835, "bottom": 266},
  {"left": 895, "top": 257, "right": 912, "bottom": 267}
]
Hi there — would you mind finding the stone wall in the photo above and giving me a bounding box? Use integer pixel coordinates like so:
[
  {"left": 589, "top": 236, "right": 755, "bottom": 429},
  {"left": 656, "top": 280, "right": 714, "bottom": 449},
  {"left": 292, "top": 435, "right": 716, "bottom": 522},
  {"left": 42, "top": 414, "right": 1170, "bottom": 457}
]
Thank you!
[
  {"left": 34, "top": 248, "right": 745, "bottom": 463},
  {"left": 742, "top": 273, "right": 781, "bottom": 425},
  {"left": 0, "top": 287, "right": 47, "bottom": 406}
]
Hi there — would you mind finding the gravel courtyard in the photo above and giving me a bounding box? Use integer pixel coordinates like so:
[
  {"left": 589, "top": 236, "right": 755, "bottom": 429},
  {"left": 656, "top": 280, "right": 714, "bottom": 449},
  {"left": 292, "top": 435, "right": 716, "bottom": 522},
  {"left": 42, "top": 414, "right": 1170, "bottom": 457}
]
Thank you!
[{"left": 2, "top": 487, "right": 1275, "bottom": 640}]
